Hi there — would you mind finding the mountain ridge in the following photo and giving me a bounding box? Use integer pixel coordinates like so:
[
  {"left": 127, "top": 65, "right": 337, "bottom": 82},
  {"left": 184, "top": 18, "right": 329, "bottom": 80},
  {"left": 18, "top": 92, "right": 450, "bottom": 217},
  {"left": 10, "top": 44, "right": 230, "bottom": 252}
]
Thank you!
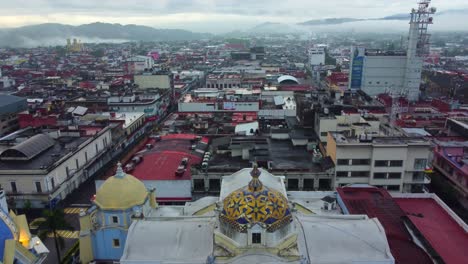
[{"left": 0, "top": 22, "right": 212, "bottom": 47}]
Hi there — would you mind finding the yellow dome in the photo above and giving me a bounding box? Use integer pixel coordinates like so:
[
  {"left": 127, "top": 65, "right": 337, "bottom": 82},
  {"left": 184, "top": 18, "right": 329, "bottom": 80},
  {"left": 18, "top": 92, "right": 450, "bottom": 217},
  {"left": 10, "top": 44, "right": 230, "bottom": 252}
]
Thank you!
[
  {"left": 94, "top": 164, "right": 148, "bottom": 210},
  {"left": 220, "top": 166, "right": 292, "bottom": 232}
]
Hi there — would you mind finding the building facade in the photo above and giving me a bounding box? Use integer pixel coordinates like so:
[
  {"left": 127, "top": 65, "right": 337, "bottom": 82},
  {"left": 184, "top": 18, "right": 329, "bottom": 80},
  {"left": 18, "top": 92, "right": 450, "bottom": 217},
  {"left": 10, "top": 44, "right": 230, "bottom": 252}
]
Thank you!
[
  {"left": 327, "top": 132, "right": 431, "bottom": 192},
  {"left": 0, "top": 128, "right": 113, "bottom": 208}
]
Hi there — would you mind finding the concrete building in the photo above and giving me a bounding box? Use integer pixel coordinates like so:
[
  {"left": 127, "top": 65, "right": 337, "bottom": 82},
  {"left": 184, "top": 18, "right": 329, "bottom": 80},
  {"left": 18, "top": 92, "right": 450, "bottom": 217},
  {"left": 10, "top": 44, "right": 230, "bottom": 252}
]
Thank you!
[
  {"left": 308, "top": 46, "right": 325, "bottom": 66},
  {"left": 327, "top": 132, "right": 432, "bottom": 192},
  {"left": 0, "top": 127, "right": 113, "bottom": 208},
  {"left": 315, "top": 113, "right": 381, "bottom": 143},
  {"left": 193, "top": 136, "right": 334, "bottom": 193},
  {"left": 107, "top": 93, "right": 170, "bottom": 119},
  {"left": 0, "top": 95, "right": 27, "bottom": 136},
  {"left": 124, "top": 55, "right": 154, "bottom": 74},
  {"left": 178, "top": 89, "right": 260, "bottom": 113},
  {"left": 206, "top": 74, "right": 242, "bottom": 89},
  {"left": 349, "top": 48, "right": 408, "bottom": 96},
  {"left": 134, "top": 71, "right": 173, "bottom": 90},
  {"left": 348, "top": 1, "right": 436, "bottom": 101}
]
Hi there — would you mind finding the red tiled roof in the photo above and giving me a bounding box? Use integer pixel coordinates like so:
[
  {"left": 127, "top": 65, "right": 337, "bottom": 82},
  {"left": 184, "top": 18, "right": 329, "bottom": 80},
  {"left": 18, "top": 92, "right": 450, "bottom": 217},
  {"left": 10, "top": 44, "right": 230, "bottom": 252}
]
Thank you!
[
  {"left": 337, "top": 187, "right": 433, "bottom": 264},
  {"left": 396, "top": 198, "right": 468, "bottom": 264}
]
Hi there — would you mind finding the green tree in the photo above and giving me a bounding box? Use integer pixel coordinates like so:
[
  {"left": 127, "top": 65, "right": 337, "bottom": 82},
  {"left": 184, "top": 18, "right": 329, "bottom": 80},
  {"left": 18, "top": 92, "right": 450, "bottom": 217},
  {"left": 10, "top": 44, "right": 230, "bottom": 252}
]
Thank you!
[{"left": 36, "top": 209, "right": 73, "bottom": 263}]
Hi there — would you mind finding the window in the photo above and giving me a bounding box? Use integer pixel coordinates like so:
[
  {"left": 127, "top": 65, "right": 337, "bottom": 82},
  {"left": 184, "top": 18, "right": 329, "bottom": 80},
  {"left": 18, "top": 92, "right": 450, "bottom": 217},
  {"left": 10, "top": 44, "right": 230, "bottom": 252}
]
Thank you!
[
  {"left": 320, "top": 132, "right": 328, "bottom": 137},
  {"left": 350, "top": 171, "right": 370, "bottom": 177},
  {"left": 252, "top": 233, "right": 261, "bottom": 244},
  {"left": 337, "top": 159, "right": 349, "bottom": 165},
  {"left": 387, "top": 185, "right": 400, "bottom": 191},
  {"left": 414, "top": 159, "right": 427, "bottom": 170},
  {"left": 389, "top": 160, "right": 403, "bottom": 167},
  {"left": 373, "top": 173, "right": 386, "bottom": 179},
  {"left": 75, "top": 159, "right": 79, "bottom": 169},
  {"left": 111, "top": 216, "right": 119, "bottom": 224},
  {"left": 113, "top": 239, "right": 120, "bottom": 248},
  {"left": 50, "top": 177, "right": 55, "bottom": 189},
  {"left": 388, "top": 173, "right": 401, "bottom": 179},
  {"left": 35, "top": 182, "right": 42, "bottom": 193},
  {"left": 10, "top": 182, "right": 17, "bottom": 193},
  {"left": 374, "top": 160, "right": 388, "bottom": 167},
  {"left": 336, "top": 171, "right": 348, "bottom": 177},
  {"left": 351, "top": 159, "right": 370, "bottom": 165},
  {"left": 413, "top": 172, "right": 425, "bottom": 181}
]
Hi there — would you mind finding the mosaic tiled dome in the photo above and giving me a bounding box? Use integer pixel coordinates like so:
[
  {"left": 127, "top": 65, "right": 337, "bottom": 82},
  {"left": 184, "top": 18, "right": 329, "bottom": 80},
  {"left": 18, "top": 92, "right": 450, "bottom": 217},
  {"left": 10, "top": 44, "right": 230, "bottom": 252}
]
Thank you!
[{"left": 220, "top": 166, "right": 292, "bottom": 232}]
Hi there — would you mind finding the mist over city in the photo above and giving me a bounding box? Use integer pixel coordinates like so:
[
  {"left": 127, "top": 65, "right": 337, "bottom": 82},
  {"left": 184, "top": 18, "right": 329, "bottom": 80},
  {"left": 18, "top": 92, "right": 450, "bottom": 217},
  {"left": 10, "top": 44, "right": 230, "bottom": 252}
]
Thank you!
[{"left": 0, "top": 1, "right": 467, "bottom": 264}]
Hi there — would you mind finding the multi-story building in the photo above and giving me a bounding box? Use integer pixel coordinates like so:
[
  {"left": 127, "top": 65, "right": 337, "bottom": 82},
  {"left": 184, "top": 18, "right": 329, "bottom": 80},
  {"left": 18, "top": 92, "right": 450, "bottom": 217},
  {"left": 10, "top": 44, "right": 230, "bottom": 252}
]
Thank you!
[
  {"left": 0, "top": 95, "right": 27, "bottom": 136},
  {"left": 349, "top": 48, "right": 408, "bottom": 96},
  {"left": 0, "top": 127, "right": 113, "bottom": 208},
  {"left": 315, "top": 113, "right": 381, "bottom": 143},
  {"left": 107, "top": 93, "right": 170, "bottom": 119},
  {"left": 432, "top": 140, "right": 468, "bottom": 209},
  {"left": 308, "top": 46, "right": 325, "bottom": 66},
  {"left": 327, "top": 132, "right": 432, "bottom": 192},
  {"left": 205, "top": 73, "right": 242, "bottom": 89},
  {"left": 348, "top": 1, "right": 436, "bottom": 101},
  {"left": 124, "top": 55, "right": 154, "bottom": 74},
  {"left": 178, "top": 89, "right": 260, "bottom": 113}
]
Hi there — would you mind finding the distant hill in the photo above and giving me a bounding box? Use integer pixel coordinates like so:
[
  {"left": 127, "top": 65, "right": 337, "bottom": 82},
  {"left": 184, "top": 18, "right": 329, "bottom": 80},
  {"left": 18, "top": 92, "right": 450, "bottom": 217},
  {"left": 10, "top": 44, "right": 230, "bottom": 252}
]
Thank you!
[
  {"left": 298, "top": 18, "right": 363, "bottom": 26},
  {"left": 297, "top": 9, "right": 468, "bottom": 26},
  {"left": 248, "top": 22, "right": 301, "bottom": 34},
  {"left": 0, "top": 22, "right": 212, "bottom": 47}
]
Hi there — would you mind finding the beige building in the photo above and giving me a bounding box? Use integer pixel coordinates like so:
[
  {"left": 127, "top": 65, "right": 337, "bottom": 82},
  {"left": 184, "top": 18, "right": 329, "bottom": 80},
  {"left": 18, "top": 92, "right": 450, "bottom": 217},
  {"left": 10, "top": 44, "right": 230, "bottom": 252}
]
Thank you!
[
  {"left": 327, "top": 132, "right": 431, "bottom": 193},
  {"left": 315, "top": 113, "right": 382, "bottom": 143}
]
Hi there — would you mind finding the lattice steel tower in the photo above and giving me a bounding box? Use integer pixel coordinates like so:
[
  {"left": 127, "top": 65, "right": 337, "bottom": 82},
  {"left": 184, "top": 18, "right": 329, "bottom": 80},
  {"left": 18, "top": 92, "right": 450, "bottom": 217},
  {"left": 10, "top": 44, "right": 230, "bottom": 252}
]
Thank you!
[{"left": 404, "top": 1, "right": 436, "bottom": 101}]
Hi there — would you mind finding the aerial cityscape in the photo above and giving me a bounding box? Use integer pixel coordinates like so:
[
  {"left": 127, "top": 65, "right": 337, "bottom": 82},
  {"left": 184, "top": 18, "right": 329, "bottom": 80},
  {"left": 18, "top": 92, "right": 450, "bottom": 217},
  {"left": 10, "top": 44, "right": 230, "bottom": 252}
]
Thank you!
[{"left": 0, "top": 0, "right": 467, "bottom": 263}]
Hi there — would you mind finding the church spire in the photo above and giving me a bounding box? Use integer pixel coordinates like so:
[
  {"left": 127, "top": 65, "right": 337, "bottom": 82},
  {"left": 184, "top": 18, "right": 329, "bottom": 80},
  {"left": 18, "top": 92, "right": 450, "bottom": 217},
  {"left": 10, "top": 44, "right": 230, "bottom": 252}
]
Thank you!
[
  {"left": 248, "top": 163, "right": 263, "bottom": 192},
  {"left": 115, "top": 162, "right": 125, "bottom": 179}
]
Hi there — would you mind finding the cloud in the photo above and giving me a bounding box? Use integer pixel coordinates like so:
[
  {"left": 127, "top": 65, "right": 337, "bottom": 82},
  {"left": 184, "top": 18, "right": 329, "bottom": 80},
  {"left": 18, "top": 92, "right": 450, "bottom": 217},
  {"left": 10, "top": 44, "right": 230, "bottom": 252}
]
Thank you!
[{"left": 0, "top": 0, "right": 466, "bottom": 32}]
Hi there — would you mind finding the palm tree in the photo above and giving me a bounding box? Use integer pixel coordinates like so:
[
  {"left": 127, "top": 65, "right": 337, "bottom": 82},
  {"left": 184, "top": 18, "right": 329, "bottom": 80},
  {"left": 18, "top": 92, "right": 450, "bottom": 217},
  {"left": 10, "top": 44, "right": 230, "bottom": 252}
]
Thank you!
[{"left": 37, "top": 209, "right": 73, "bottom": 263}]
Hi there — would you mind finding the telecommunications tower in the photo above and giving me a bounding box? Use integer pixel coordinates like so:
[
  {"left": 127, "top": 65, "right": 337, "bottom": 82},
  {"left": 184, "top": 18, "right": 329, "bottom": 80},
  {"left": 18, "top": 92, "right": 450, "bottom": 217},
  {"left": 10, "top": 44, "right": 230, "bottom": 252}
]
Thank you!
[{"left": 404, "top": 1, "right": 436, "bottom": 101}]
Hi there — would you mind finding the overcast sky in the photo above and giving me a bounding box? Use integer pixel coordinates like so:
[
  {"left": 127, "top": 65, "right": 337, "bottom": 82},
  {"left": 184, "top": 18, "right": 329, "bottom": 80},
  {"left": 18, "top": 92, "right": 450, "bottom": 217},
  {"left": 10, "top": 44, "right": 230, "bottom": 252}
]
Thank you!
[{"left": 0, "top": 0, "right": 466, "bottom": 32}]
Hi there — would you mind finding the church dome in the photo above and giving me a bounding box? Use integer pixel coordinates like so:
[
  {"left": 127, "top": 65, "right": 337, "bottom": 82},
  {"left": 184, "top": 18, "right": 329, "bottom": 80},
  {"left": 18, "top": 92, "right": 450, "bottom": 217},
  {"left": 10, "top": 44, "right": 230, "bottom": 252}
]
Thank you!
[
  {"left": 94, "top": 163, "right": 148, "bottom": 210},
  {"left": 220, "top": 166, "right": 292, "bottom": 232}
]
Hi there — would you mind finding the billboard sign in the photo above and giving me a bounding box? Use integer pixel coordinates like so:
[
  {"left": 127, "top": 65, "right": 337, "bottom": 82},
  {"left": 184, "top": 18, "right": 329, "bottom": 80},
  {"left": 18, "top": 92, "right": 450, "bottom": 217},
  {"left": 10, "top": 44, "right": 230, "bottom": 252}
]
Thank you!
[{"left": 350, "top": 47, "right": 365, "bottom": 89}]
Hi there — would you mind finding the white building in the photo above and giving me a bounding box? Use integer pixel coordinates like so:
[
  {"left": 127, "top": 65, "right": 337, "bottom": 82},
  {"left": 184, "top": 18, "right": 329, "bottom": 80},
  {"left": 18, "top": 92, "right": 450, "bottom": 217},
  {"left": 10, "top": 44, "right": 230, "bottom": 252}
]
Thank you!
[
  {"left": 327, "top": 132, "right": 432, "bottom": 193},
  {"left": 0, "top": 128, "right": 113, "bottom": 208},
  {"left": 348, "top": 2, "right": 435, "bottom": 101},
  {"left": 308, "top": 46, "right": 325, "bottom": 66},
  {"left": 126, "top": 56, "right": 154, "bottom": 74}
]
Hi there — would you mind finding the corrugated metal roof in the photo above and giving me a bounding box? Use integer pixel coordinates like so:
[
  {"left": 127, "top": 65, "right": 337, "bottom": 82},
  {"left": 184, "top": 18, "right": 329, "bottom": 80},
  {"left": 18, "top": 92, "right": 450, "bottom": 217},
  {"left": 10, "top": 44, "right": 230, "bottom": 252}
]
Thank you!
[{"left": 0, "top": 134, "right": 55, "bottom": 160}]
